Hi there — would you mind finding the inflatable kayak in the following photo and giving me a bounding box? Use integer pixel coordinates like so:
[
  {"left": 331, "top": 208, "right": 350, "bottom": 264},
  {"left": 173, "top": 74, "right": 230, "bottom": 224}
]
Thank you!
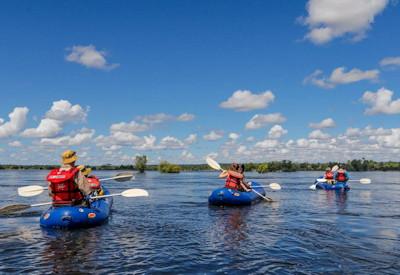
[
  {"left": 40, "top": 188, "right": 113, "bottom": 229},
  {"left": 315, "top": 181, "right": 350, "bottom": 191},
  {"left": 208, "top": 181, "right": 266, "bottom": 206}
]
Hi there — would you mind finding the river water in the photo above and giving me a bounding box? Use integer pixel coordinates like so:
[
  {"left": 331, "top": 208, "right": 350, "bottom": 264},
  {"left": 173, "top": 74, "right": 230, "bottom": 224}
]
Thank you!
[{"left": 0, "top": 170, "right": 399, "bottom": 274}]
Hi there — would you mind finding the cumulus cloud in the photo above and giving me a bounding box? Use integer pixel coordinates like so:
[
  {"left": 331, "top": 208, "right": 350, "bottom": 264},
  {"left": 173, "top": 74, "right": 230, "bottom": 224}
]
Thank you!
[
  {"left": 301, "top": 0, "right": 389, "bottom": 44},
  {"left": 0, "top": 107, "right": 29, "bottom": 138},
  {"left": 22, "top": 118, "right": 63, "bottom": 138},
  {"left": 203, "top": 130, "right": 224, "bottom": 141},
  {"left": 185, "top": 134, "right": 197, "bottom": 144},
  {"left": 66, "top": 45, "right": 119, "bottom": 70},
  {"left": 309, "top": 129, "right": 331, "bottom": 139},
  {"left": 309, "top": 118, "right": 336, "bottom": 129},
  {"left": 8, "top": 141, "right": 22, "bottom": 147},
  {"left": 159, "top": 136, "right": 185, "bottom": 149},
  {"left": 245, "top": 113, "right": 286, "bottom": 129},
  {"left": 255, "top": 139, "right": 279, "bottom": 149},
  {"left": 304, "top": 67, "right": 379, "bottom": 88},
  {"left": 229, "top": 133, "right": 240, "bottom": 140},
  {"left": 110, "top": 120, "right": 149, "bottom": 133},
  {"left": 380, "top": 56, "right": 400, "bottom": 67},
  {"left": 268, "top": 125, "right": 288, "bottom": 139},
  {"left": 177, "top": 113, "right": 195, "bottom": 121},
  {"left": 22, "top": 100, "right": 88, "bottom": 138},
  {"left": 181, "top": 150, "right": 195, "bottom": 160},
  {"left": 220, "top": 90, "right": 275, "bottom": 111},
  {"left": 46, "top": 100, "right": 88, "bottom": 122},
  {"left": 361, "top": 87, "right": 400, "bottom": 114},
  {"left": 371, "top": 128, "right": 400, "bottom": 147},
  {"left": 40, "top": 128, "right": 95, "bottom": 146}
]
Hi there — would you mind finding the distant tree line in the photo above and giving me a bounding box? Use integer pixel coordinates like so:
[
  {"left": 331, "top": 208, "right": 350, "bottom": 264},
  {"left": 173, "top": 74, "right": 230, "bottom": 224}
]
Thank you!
[{"left": 0, "top": 159, "right": 399, "bottom": 172}]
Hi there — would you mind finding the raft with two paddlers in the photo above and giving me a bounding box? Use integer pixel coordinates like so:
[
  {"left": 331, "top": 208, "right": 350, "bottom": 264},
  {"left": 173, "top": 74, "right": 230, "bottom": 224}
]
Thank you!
[
  {"left": 208, "top": 181, "right": 267, "bottom": 206},
  {"left": 40, "top": 187, "right": 113, "bottom": 229}
]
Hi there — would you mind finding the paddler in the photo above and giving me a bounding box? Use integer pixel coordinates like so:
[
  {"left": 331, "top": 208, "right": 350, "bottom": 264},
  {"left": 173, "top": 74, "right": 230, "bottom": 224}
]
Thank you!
[
  {"left": 78, "top": 165, "right": 104, "bottom": 196},
  {"left": 324, "top": 167, "right": 335, "bottom": 184},
  {"left": 238, "top": 164, "right": 252, "bottom": 191},
  {"left": 335, "top": 165, "right": 349, "bottom": 183},
  {"left": 46, "top": 150, "right": 92, "bottom": 206},
  {"left": 219, "top": 163, "right": 250, "bottom": 191}
]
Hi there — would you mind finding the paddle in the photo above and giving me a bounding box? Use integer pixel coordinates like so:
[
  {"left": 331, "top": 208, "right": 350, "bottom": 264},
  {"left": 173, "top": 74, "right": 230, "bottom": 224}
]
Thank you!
[
  {"left": 316, "top": 178, "right": 371, "bottom": 184},
  {"left": 309, "top": 165, "right": 339, "bottom": 190},
  {"left": 18, "top": 172, "right": 135, "bottom": 197},
  {"left": 0, "top": 188, "right": 149, "bottom": 214},
  {"left": 205, "top": 157, "right": 275, "bottom": 202}
]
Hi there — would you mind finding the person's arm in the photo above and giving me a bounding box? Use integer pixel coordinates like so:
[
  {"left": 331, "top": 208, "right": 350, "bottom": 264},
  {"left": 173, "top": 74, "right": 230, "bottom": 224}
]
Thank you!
[
  {"left": 218, "top": 170, "right": 228, "bottom": 178},
  {"left": 47, "top": 182, "right": 53, "bottom": 197},
  {"left": 75, "top": 171, "right": 92, "bottom": 196}
]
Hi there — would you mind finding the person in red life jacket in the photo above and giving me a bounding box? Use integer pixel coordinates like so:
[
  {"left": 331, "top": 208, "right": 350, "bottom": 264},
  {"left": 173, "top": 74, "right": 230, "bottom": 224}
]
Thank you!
[
  {"left": 78, "top": 165, "right": 104, "bottom": 196},
  {"left": 47, "top": 150, "right": 92, "bottom": 206},
  {"left": 335, "top": 166, "right": 349, "bottom": 183},
  {"left": 324, "top": 167, "right": 335, "bottom": 184},
  {"left": 219, "top": 163, "right": 245, "bottom": 190}
]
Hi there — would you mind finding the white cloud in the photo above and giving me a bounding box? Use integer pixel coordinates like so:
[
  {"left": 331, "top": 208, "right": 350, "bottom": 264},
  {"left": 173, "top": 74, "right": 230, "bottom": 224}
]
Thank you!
[
  {"left": 268, "top": 125, "right": 288, "bottom": 139},
  {"left": 133, "top": 135, "right": 158, "bottom": 150},
  {"left": 110, "top": 120, "right": 149, "bottom": 133},
  {"left": 361, "top": 87, "right": 400, "bottom": 114},
  {"left": 22, "top": 100, "right": 88, "bottom": 138},
  {"left": 255, "top": 139, "right": 279, "bottom": 149},
  {"left": 203, "top": 130, "right": 224, "bottom": 141},
  {"left": 185, "top": 134, "right": 197, "bottom": 144},
  {"left": 380, "top": 56, "right": 400, "bottom": 67},
  {"left": 46, "top": 100, "right": 88, "bottom": 123},
  {"left": 229, "top": 133, "right": 240, "bottom": 140},
  {"left": 245, "top": 113, "right": 286, "bottom": 129},
  {"left": 309, "top": 129, "right": 331, "bottom": 139},
  {"left": 159, "top": 136, "right": 185, "bottom": 149},
  {"left": 181, "top": 150, "right": 195, "bottom": 160},
  {"left": 304, "top": 67, "right": 379, "bottom": 88},
  {"left": 0, "top": 107, "right": 29, "bottom": 138},
  {"left": 302, "top": 0, "right": 389, "bottom": 44},
  {"left": 177, "top": 113, "right": 195, "bottom": 121},
  {"left": 372, "top": 128, "right": 400, "bottom": 147},
  {"left": 40, "top": 128, "right": 95, "bottom": 146},
  {"left": 220, "top": 90, "right": 275, "bottom": 111},
  {"left": 309, "top": 118, "right": 336, "bottom": 129},
  {"left": 66, "top": 45, "right": 119, "bottom": 70},
  {"left": 8, "top": 141, "right": 22, "bottom": 147},
  {"left": 22, "top": 118, "right": 63, "bottom": 138}
]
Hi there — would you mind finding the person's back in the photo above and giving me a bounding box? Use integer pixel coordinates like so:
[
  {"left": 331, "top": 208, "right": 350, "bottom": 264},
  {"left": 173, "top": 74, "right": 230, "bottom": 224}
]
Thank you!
[
  {"left": 47, "top": 150, "right": 91, "bottom": 206},
  {"left": 219, "top": 163, "right": 243, "bottom": 190},
  {"left": 324, "top": 167, "right": 334, "bottom": 184}
]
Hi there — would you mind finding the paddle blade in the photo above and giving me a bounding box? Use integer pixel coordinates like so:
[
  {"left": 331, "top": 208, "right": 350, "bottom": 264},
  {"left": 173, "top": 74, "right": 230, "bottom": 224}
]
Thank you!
[
  {"left": 269, "top": 183, "right": 281, "bottom": 190},
  {"left": 206, "top": 157, "right": 222, "bottom": 171},
  {"left": 0, "top": 204, "right": 31, "bottom": 214},
  {"left": 316, "top": 178, "right": 327, "bottom": 183},
  {"left": 18, "top": 185, "right": 45, "bottom": 197},
  {"left": 114, "top": 172, "right": 135, "bottom": 182},
  {"left": 121, "top": 188, "right": 149, "bottom": 197},
  {"left": 309, "top": 184, "right": 317, "bottom": 190},
  {"left": 359, "top": 178, "right": 371, "bottom": 184},
  {"left": 331, "top": 165, "right": 339, "bottom": 172}
]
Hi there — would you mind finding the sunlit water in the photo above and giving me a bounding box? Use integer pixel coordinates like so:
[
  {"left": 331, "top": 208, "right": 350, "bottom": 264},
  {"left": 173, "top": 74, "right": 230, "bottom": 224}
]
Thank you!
[{"left": 0, "top": 170, "right": 399, "bottom": 274}]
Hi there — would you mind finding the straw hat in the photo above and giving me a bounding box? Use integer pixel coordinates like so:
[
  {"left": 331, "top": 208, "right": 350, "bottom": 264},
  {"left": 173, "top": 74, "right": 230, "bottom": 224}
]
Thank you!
[
  {"left": 61, "top": 150, "right": 78, "bottom": 164},
  {"left": 77, "top": 165, "right": 92, "bottom": 176}
]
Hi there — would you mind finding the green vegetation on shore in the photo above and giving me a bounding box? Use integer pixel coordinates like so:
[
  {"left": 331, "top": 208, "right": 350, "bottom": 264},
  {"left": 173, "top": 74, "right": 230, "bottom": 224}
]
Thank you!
[{"left": 0, "top": 159, "right": 399, "bottom": 172}]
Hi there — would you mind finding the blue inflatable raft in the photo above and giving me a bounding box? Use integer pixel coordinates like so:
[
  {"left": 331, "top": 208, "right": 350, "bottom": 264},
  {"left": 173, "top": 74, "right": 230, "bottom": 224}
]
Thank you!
[
  {"left": 40, "top": 188, "right": 113, "bottom": 229},
  {"left": 208, "top": 182, "right": 266, "bottom": 206},
  {"left": 315, "top": 180, "right": 350, "bottom": 191}
]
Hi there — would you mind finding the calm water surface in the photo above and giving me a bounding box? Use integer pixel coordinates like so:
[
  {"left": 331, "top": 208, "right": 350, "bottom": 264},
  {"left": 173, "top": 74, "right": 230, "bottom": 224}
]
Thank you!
[{"left": 0, "top": 170, "right": 399, "bottom": 274}]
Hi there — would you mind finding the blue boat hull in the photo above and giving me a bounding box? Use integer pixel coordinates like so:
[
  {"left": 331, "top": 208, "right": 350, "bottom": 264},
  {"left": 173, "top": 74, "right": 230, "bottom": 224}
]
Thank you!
[
  {"left": 208, "top": 182, "right": 266, "bottom": 206},
  {"left": 40, "top": 188, "right": 113, "bottom": 229},
  {"left": 316, "top": 181, "right": 350, "bottom": 191}
]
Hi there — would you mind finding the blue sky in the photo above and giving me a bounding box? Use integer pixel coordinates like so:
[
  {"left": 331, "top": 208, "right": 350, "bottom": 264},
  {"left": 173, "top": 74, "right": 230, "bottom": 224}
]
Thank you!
[{"left": 0, "top": 0, "right": 399, "bottom": 165}]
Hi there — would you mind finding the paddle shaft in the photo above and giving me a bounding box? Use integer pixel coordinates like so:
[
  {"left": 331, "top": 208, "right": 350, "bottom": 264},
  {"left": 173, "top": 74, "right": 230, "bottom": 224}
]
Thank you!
[{"left": 252, "top": 189, "right": 273, "bottom": 202}]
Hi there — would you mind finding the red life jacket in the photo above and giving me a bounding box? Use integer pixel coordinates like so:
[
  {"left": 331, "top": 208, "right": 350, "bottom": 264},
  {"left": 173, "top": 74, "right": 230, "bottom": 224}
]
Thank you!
[
  {"left": 225, "top": 175, "right": 240, "bottom": 190},
  {"left": 87, "top": 176, "right": 101, "bottom": 190},
  {"left": 324, "top": 171, "right": 334, "bottom": 180},
  {"left": 47, "top": 167, "right": 83, "bottom": 206},
  {"left": 335, "top": 171, "right": 347, "bottom": 182}
]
